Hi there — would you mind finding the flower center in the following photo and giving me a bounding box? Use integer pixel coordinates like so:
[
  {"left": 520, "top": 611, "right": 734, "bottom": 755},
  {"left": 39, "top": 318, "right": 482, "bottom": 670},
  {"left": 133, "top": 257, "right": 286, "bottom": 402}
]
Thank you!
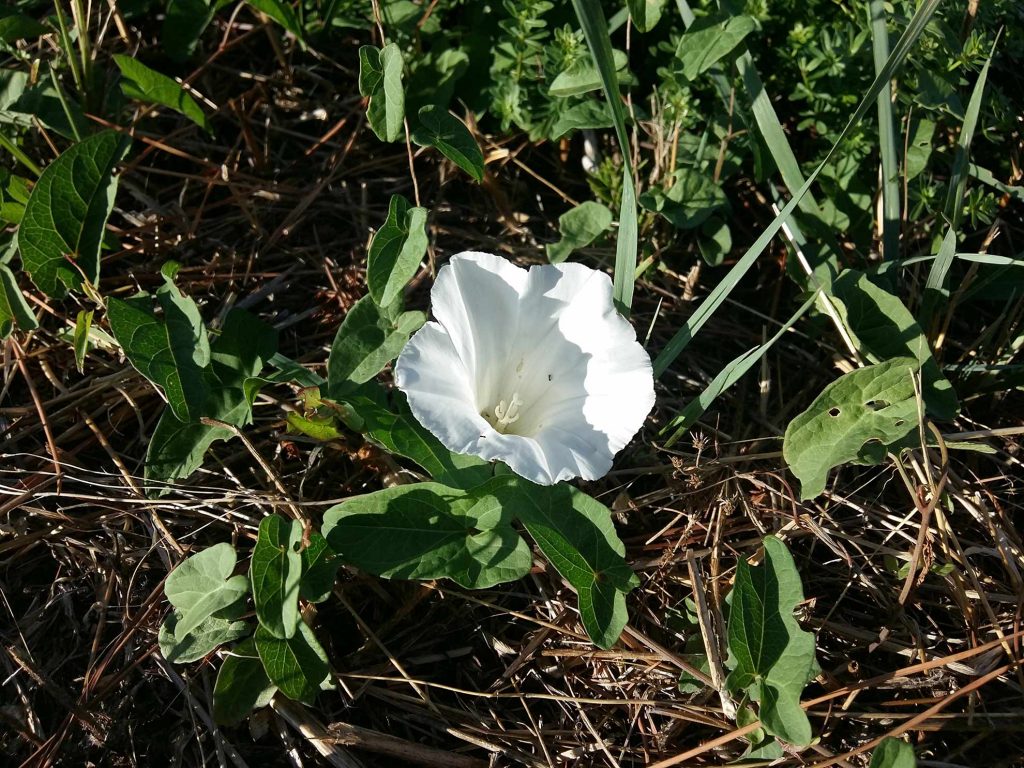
[{"left": 491, "top": 392, "right": 523, "bottom": 433}]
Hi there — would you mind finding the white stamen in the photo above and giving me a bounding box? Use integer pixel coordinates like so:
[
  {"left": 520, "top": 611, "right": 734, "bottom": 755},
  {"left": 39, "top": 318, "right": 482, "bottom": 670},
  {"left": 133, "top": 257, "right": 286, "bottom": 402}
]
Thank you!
[{"left": 493, "top": 392, "right": 523, "bottom": 432}]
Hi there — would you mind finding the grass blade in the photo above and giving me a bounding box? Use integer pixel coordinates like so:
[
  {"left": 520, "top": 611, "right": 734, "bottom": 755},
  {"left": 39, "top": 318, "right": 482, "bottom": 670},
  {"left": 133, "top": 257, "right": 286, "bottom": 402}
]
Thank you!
[
  {"left": 922, "top": 38, "right": 998, "bottom": 325},
  {"left": 572, "top": 0, "right": 638, "bottom": 316},
  {"left": 869, "top": 0, "right": 900, "bottom": 259},
  {"left": 653, "top": 0, "right": 942, "bottom": 378},
  {"left": 662, "top": 293, "right": 816, "bottom": 446}
]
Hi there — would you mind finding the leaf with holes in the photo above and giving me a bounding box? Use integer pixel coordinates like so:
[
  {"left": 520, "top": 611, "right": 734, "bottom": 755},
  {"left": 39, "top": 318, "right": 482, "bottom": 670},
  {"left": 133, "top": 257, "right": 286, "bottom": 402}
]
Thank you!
[
  {"left": 250, "top": 515, "right": 303, "bottom": 639},
  {"left": 412, "top": 106, "right": 484, "bottom": 181},
  {"left": 254, "top": 622, "right": 330, "bottom": 704},
  {"left": 213, "top": 638, "right": 278, "bottom": 724},
  {"left": 725, "top": 536, "right": 818, "bottom": 746},
  {"left": 17, "top": 130, "right": 130, "bottom": 297},
  {"left": 321, "top": 477, "right": 532, "bottom": 590},
  {"left": 546, "top": 201, "right": 613, "bottom": 264},
  {"left": 782, "top": 357, "right": 920, "bottom": 499},
  {"left": 830, "top": 270, "right": 958, "bottom": 420},
  {"left": 114, "top": 55, "right": 210, "bottom": 133},
  {"left": 366, "top": 194, "right": 428, "bottom": 307},
  {"left": 108, "top": 262, "right": 211, "bottom": 423},
  {"left": 164, "top": 543, "right": 250, "bottom": 637}
]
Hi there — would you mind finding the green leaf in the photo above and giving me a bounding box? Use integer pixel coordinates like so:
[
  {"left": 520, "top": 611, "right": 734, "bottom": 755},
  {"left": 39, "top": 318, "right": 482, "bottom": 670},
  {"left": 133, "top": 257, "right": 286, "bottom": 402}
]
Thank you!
[
  {"left": 549, "top": 100, "right": 614, "bottom": 139},
  {"left": 322, "top": 478, "right": 532, "bottom": 590},
  {"left": 107, "top": 263, "right": 212, "bottom": 423},
  {"left": 359, "top": 43, "right": 405, "bottom": 143},
  {"left": 0, "top": 11, "right": 48, "bottom": 43},
  {"left": 639, "top": 168, "right": 727, "bottom": 230},
  {"left": 113, "top": 55, "right": 210, "bottom": 133},
  {"left": 870, "top": 738, "right": 917, "bottom": 768},
  {"left": 412, "top": 106, "right": 484, "bottom": 182},
  {"left": 163, "top": 0, "right": 227, "bottom": 61},
  {"left": 627, "top": 0, "right": 665, "bottom": 32},
  {"left": 286, "top": 412, "right": 343, "bottom": 441},
  {"left": 546, "top": 201, "right": 612, "bottom": 264},
  {"left": 674, "top": 14, "right": 756, "bottom": 81},
  {"left": 246, "top": 0, "right": 306, "bottom": 47},
  {"left": 250, "top": 515, "right": 303, "bottom": 639},
  {"left": 164, "top": 543, "right": 250, "bottom": 637},
  {"left": 726, "top": 536, "right": 817, "bottom": 746},
  {"left": 905, "top": 117, "right": 935, "bottom": 181},
  {"left": 326, "top": 295, "right": 424, "bottom": 394},
  {"left": 17, "top": 130, "right": 131, "bottom": 297},
  {"left": 299, "top": 532, "right": 336, "bottom": 604},
  {"left": 210, "top": 308, "right": 279, "bottom": 385},
  {"left": 0, "top": 264, "right": 37, "bottom": 339},
  {"left": 254, "top": 622, "right": 330, "bottom": 704},
  {"left": 159, "top": 607, "right": 250, "bottom": 664},
  {"left": 366, "top": 195, "right": 428, "bottom": 307},
  {"left": 0, "top": 170, "right": 30, "bottom": 225},
  {"left": 348, "top": 390, "right": 493, "bottom": 489},
  {"left": 213, "top": 638, "right": 278, "bottom": 724},
  {"left": 783, "top": 358, "right": 919, "bottom": 500},
  {"left": 509, "top": 481, "right": 639, "bottom": 649},
  {"left": 830, "top": 270, "right": 958, "bottom": 419},
  {"left": 549, "top": 49, "right": 629, "bottom": 97},
  {"left": 677, "top": 653, "right": 710, "bottom": 694},
  {"left": 73, "top": 309, "right": 93, "bottom": 373}
]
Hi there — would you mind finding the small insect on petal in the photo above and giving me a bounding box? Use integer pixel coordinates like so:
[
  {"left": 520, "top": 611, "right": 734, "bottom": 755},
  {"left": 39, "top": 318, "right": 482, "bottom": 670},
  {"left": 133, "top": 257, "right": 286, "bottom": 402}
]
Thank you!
[{"left": 394, "top": 252, "right": 656, "bottom": 485}]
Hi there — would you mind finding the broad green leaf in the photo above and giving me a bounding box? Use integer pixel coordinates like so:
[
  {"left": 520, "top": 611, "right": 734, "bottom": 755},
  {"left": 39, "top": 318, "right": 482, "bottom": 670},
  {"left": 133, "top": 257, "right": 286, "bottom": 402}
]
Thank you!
[
  {"left": 783, "top": 357, "right": 919, "bottom": 500},
  {"left": 830, "top": 270, "right": 958, "bottom": 419},
  {"left": 0, "top": 264, "right": 37, "bottom": 338},
  {"left": 159, "top": 606, "right": 249, "bottom": 664},
  {"left": 73, "top": 309, "right": 93, "bottom": 373},
  {"left": 164, "top": 543, "right": 250, "bottom": 637},
  {"left": 0, "top": 72, "right": 87, "bottom": 141},
  {"left": 326, "top": 295, "right": 424, "bottom": 393},
  {"left": 213, "top": 638, "right": 278, "bottom": 724},
  {"left": 627, "top": 0, "right": 665, "bottom": 32},
  {"left": 114, "top": 55, "right": 210, "bottom": 133},
  {"left": 250, "top": 515, "right": 303, "bottom": 639},
  {"left": 145, "top": 385, "right": 253, "bottom": 491},
  {"left": 870, "top": 738, "right": 917, "bottom": 768},
  {"left": 508, "top": 481, "right": 639, "bottom": 649},
  {"left": 0, "top": 11, "right": 47, "bottom": 43},
  {"left": 696, "top": 216, "right": 731, "bottom": 266},
  {"left": 347, "top": 390, "right": 493, "bottom": 489},
  {"left": 322, "top": 478, "right": 532, "bottom": 590},
  {"left": 299, "top": 532, "right": 336, "bottom": 604},
  {"left": 726, "top": 536, "right": 817, "bottom": 746},
  {"left": 246, "top": 0, "right": 306, "bottom": 47},
  {"left": 546, "top": 201, "right": 612, "bottom": 264},
  {"left": 905, "top": 117, "right": 935, "bottom": 181},
  {"left": 412, "top": 106, "right": 484, "bottom": 182},
  {"left": 674, "top": 14, "right": 756, "bottom": 81},
  {"left": 144, "top": 309, "right": 277, "bottom": 491},
  {"left": 163, "top": 0, "right": 228, "bottom": 61},
  {"left": 286, "top": 412, "right": 343, "bottom": 441},
  {"left": 107, "top": 263, "right": 212, "bottom": 423},
  {"left": 639, "top": 168, "right": 727, "bottom": 230},
  {"left": 359, "top": 43, "right": 405, "bottom": 143},
  {"left": 366, "top": 195, "right": 428, "bottom": 307},
  {"left": 549, "top": 101, "right": 614, "bottom": 139},
  {"left": 17, "top": 130, "right": 131, "bottom": 297},
  {"left": 549, "top": 48, "right": 629, "bottom": 97},
  {"left": 254, "top": 622, "right": 330, "bottom": 704}
]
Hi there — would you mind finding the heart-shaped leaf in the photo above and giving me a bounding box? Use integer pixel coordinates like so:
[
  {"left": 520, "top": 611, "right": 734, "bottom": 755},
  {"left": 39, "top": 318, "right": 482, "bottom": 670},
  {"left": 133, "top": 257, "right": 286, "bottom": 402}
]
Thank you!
[{"left": 164, "top": 543, "right": 250, "bottom": 637}]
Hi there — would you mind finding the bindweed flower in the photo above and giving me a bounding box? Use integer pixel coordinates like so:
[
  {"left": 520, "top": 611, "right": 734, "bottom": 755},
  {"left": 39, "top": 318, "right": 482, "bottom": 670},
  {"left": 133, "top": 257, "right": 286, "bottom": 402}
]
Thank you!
[{"left": 394, "top": 251, "right": 655, "bottom": 485}]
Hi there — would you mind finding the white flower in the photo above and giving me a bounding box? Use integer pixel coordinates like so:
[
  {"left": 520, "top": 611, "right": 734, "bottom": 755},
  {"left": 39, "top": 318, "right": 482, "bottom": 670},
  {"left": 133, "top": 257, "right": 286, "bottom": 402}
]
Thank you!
[{"left": 394, "top": 251, "right": 655, "bottom": 485}]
